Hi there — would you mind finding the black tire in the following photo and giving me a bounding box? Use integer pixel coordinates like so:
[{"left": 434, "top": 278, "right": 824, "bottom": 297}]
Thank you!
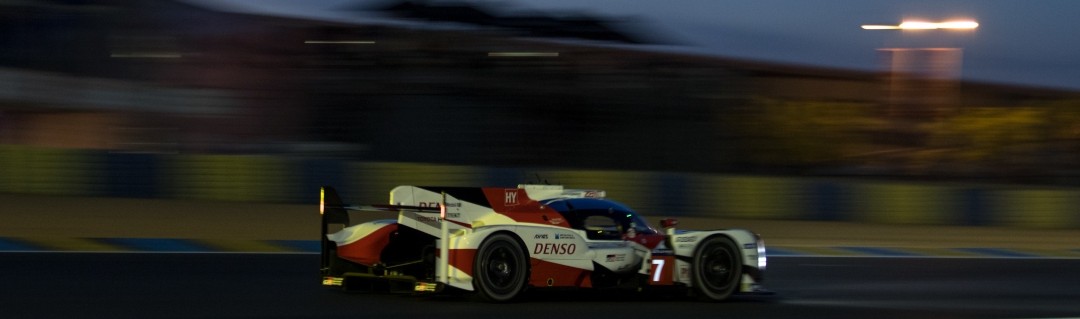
[
  {"left": 692, "top": 236, "right": 742, "bottom": 301},
  {"left": 473, "top": 233, "right": 529, "bottom": 302}
]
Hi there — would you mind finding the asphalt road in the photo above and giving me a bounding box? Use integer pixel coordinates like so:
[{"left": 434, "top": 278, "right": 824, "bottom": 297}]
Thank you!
[{"left": 2, "top": 253, "right": 1079, "bottom": 319}]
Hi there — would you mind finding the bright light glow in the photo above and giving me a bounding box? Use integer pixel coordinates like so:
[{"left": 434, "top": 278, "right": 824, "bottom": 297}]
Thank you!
[
  {"left": 319, "top": 188, "right": 325, "bottom": 215},
  {"left": 756, "top": 235, "right": 767, "bottom": 270},
  {"left": 936, "top": 21, "right": 980, "bottom": 29},
  {"left": 304, "top": 40, "right": 376, "bottom": 44},
  {"left": 487, "top": 52, "right": 559, "bottom": 57},
  {"left": 862, "top": 20, "right": 979, "bottom": 30},
  {"left": 898, "top": 21, "right": 939, "bottom": 29},
  {"left": 861, "top": 25, "right": 900, "bottom": 30}
]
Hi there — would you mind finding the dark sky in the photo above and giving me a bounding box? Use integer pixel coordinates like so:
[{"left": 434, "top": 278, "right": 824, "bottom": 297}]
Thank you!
[{"left": 207, "top": 0, "right": 1080, "bottom": 90}]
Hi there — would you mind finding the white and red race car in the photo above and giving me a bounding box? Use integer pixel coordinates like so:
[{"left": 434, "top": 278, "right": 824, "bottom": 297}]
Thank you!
[{"left": 319, "top": 184, "right": 767, "bottom": 302}]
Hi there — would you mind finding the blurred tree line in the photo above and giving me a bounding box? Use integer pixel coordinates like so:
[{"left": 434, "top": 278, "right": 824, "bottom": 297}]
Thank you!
[{"left": 719, "top": 97, "right": 1080, "bottom": 184}]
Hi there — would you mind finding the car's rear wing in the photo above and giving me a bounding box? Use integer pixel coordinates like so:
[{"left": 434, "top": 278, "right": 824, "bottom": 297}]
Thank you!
[
  {"left": 320, "top": 186, "right": 453, "bottom": 286},
  {"left": 320, "top": 186, "right": 442, "bottom": 224}
]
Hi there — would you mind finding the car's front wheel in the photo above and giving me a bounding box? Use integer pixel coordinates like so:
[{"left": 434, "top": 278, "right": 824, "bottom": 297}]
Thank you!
[
  {"left": 692, "top": 236, "right": 742, "bottom": 301},
  {"left": 473, "top": 233, "right": 528, "bottom": 302}
]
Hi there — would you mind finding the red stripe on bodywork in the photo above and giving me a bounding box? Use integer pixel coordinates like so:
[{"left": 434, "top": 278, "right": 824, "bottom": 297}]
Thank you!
[
  {"left": 444, "top": 218, "right": 472, "bottom": 229},
  {"left": 482, "top": 188, "right": 570, "bottom": 228},
  {"left": 529, "top": 258, "right": 592, "bottom": 288},
  {"left": 447, "top": 248, "right": 477, "bottom": 277},
  {"left": 336, "top": 223, "right": 398, "bottom": 266},
  {"left": 630, "top": 233, "right": 667, "bottom": 250}
]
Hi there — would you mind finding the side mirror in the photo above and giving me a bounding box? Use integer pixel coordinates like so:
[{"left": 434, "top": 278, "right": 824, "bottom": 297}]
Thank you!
[{"left": 660, "top": 218, "right": 678, "bottom": 229}]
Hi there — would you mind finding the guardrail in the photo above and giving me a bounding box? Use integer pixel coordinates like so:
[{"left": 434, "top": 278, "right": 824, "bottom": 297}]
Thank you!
[{"left": 1, "top": 145, "right": 1077, "bottom": 228}]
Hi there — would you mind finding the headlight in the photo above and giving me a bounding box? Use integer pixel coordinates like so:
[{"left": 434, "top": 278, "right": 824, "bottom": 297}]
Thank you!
[{"left": 755, "top": 233, "right": 766, "bottom": 270}]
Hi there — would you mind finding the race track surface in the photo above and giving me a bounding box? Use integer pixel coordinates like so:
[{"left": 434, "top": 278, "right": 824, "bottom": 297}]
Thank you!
[{"left": 3, "top": 253, "right": 1079, "bottom": 319}]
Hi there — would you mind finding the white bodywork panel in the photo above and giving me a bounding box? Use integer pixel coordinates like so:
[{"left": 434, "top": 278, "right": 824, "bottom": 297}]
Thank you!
[{"left": 669, "top": 229, "right": 764, "bottom": 291}]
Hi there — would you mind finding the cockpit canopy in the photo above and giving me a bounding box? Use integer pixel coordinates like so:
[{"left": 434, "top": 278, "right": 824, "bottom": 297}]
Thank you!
[{"left": 542, "top": 198, "right": 657, "bottom": 240}]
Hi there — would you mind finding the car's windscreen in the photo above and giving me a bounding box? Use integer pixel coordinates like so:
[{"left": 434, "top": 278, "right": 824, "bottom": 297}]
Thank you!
[{"left": 563, "top": 208, "right": 656, "bottom": 240}]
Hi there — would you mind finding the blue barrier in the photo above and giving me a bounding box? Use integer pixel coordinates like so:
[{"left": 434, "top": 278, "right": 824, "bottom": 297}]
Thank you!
[
  {"left": 809, "top": 181, "right": 848, "bottom": 221},
  {"left": 105, "top": 152, "right": 160, "bottom": 198},
  {"left": 299, "top": 159, "right": 346, "bottom": 204},
  {"left": 961, "top": 188, "right": 988, "bottom": 226}
]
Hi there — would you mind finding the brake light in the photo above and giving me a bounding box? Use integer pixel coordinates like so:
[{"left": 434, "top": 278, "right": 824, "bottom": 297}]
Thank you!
[
  {"left": 319, "top": 187, "right": 325, "bottom": 215},
  {"left": 440, "top": 192, "right": 447, "bottom": 219}
]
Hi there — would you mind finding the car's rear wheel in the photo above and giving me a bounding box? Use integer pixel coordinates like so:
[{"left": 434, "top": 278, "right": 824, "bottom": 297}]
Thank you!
[
  {"left": 692, "top": 236, "right": 741, "bottom": 301},
  {"left": 473, "top": 233, "right": 528, "bottom": 302}
]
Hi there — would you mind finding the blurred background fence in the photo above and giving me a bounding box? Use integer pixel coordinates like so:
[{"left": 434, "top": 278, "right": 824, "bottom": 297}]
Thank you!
[
  {"left": 2, "top": 1, "right": 1080, "bottom": 230},
  {"left": 2, "top": 144, "right": 1076, "bottom": 229}
]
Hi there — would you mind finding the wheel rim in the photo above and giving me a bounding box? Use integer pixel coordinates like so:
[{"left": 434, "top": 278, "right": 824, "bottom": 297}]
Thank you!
[
  {"left": 700, "top": 244, "right": 735, "bottom": 291},
  {"left": 483, "top": 243, "right": 518, "bottom": 292}
]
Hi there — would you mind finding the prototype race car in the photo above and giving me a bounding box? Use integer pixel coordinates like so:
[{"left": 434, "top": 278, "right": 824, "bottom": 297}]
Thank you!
[{"left": 319, "top": 184, "right": 767, "bottom": 302}]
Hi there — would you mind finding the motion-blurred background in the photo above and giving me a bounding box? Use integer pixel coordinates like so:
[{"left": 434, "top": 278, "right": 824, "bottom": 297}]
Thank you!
[{"left": 2, "top": 0, "right": 1079, "bottom": 229}]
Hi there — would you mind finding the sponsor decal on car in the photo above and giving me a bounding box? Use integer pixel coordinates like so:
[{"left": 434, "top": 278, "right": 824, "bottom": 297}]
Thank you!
[
  {"left": 417, "top": 202, "right": 461, "bottom": 208},
  {"left": 416, "top": 216, "right": 439, "bottom": 223},
  {"left": 675, "top": 236, "right": 697, "bottom": 242},
  {"left": 534, "top": 243, "right": 576, "bottom": 255},
  {"left": 504, "top": 190, "right": 519, "bottom": 206},
  {"left": 554, "top": 233, "right": 575, "bottom": 240},
  {"left": 606, "top": 254, "right": 626, "bottom": 262},
  {"left": 535, "top": 234, "right": 549, "bottom": 239}
]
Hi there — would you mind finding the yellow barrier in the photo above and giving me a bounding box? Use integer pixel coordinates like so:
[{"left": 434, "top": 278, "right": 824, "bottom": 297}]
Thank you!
[
  {"left": 690, "top": 175, "right": 805, "bottom": 219},
  {"left": 166, "top": 154, "right": 293, "bottom": 202},
  {"left": 850, "top": 182, "right": 957, "bottom": 225},
  {"left": 2, "top": 145, "right": 1078, "bottom": 228},
  {"left": 345, "top": 162, "right": 486, "bottom": 204},
  {"left": 991, "top": 189, "right": 1078, "bottom": 228},
  {"left": 0, "top": 145, "right": 99, "bottom": 196}
]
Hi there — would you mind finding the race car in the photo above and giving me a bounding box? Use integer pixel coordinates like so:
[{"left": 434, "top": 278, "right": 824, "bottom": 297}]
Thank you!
[{"left": 319, "top": 184, "right": 767, "bottom": 302}]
